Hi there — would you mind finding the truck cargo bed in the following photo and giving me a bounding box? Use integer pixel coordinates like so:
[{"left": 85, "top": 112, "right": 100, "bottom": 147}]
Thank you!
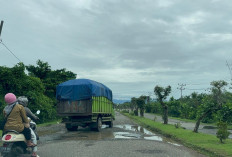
[{"left": 57, "top": 99, "right": 92, "bottom": 116}]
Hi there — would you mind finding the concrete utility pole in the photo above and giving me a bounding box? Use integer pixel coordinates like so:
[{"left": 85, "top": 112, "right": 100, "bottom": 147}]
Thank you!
[
  {"left": 226, "top": 60, "right": 232, "bottom": 81},
  {"left": 0, "top": 21, "right": 4, "bottom": 38},
  {"left": 177, "top": 83, "right": 186, "bottom": 99}
]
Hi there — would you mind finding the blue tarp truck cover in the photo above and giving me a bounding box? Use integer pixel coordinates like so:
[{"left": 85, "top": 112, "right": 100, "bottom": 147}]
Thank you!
[{"left": 56, "top": 79, "right": 113, "bottom": 101}]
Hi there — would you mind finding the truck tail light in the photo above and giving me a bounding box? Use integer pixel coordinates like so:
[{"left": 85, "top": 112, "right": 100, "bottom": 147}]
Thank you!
[{"left": 4, "top": 135, "right": 12, "bottom": 141}]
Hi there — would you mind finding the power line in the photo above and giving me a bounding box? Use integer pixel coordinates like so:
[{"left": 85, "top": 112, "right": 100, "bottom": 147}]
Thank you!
[
  {"left": 0, "top": 20, "right": 21, "bottom": 63},
  {"left": 0, "top": 39, "right": 21, "bottom": 62},
  {"left": 185, "top": 83, "right": 205, "bottom": 85},
  {"left": 185, "top": 88, "right": 206, "bottom": 90}
]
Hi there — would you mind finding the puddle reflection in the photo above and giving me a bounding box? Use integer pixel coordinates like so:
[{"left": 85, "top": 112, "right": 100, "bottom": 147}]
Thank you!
[
  {"left": 114, "top": 125, "right": 155, "bottom": 135},
  {"left": 39, "top": 123, "right": 182, "bottom": 147},
  {"left": 144, "top": 136, "right": 162, "bottom": 141},
  {"left": 114, "top": 124, "right": 182, "bottom": 146},
  {"left": 114, "top": 125, "right": 162, "bottom": 141},
  {"left": 167, "top": 142, "right": 181, "bottom": 146},
  {"left": 114, "top": 132, "right": 140, "bottom": 139}
]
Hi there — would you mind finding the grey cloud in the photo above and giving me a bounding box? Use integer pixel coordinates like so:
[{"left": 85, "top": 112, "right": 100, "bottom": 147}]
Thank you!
[{"left": 1, "top": 0, "right": 232, "bottom": 100}]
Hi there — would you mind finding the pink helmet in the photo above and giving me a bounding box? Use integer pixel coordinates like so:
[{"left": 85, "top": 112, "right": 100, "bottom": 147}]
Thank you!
[{"left": 5, "top": 93, "right": 17, "bottom": 105}]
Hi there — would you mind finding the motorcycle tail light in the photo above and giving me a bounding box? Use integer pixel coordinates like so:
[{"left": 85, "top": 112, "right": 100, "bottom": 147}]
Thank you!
[{"left": 5, "top": 135, "right": 12, "bottom": 141}]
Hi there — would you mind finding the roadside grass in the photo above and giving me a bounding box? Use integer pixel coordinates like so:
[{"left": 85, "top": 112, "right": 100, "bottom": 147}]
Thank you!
[{"left": 123, "top": 113, "right": 232, "bottom": 157}]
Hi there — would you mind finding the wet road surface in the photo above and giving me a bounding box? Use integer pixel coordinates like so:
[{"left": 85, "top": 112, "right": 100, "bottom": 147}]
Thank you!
[{"left": 36, "top": 112, "right": 206, "bottom": 157}]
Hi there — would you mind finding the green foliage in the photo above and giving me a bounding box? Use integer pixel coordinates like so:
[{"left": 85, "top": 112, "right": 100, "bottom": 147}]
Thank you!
[
  {"left": 154, "top": 85, "right": 171, "bottom": 124},
  {"left": 217, "top": 121, "right": 230, "bottom": 143},
  {"left": 153, "top": 116, "right": 157, "bottom": 121},
  {"left": 121, "top": 110, "right": 129, "bottom": 113},
  {"left": 26, "top": 60, "right": 76, "bottom": 102},
  {"left": 0, "top": 60, "right": 77, "bottom": 123},
  {"left": 217, "top": 96, "right": 232, "bottom": 124},
  {"left": 130, "top": 97, "right": 137, "bottom": 111},
  {"left": 154, "top": 85, "right": 171, "bottom": 101},
  {"left": 129, "top": 112, "right": 135, "bottom": 116},
  {"left": 26, "top": 60, "right": 51, "bottom": 79},
  {"left": 134, "top": 109, "right": 138, "bottom": 116},
  {"left": 145, "top": 101, "right": 161, "bottom": 113},
  {"left": 0, "top": 62, "right": 27, "bottom": 95},
  {"left": 168, "top": 97, "right": 181, "bottom": 117},
  {"left": 144, "top": 80, "right": 232, "bottom": 129},
  {"left": 174, "top": 122, "right": 182, "bottom": 128},
  {"left": 137, "top": 97, "right": 145, "bottom": 109},
  {"left": 136, "top": 97, "right": 145, "bottom": 117}
]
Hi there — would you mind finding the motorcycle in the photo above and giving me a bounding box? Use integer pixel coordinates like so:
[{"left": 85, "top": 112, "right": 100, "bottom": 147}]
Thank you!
[{"left": 0, "top": 110, "right": 40, "bottom": 157}]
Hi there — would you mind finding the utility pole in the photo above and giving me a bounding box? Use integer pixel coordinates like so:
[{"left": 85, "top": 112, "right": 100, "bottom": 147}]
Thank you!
[
  {"left": 177, "top": 83, "right": 186, "bottom": 99},
  {"left": 0, "top": 21, "right": 4, "bottom": 38},
  {"left": 147, "top": 92, "right": 152, "bottom": 104},
  {"left": 226, "top": 60, "right": 232, "bottom": 81}
]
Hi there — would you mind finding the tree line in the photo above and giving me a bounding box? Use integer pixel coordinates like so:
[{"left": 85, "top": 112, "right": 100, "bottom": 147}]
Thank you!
[
  {"left": 0, "top": 60, "right": 76, "bottom": 123},
  {"left": 117, "top": 80, "right": 232, "bottom": 143}
]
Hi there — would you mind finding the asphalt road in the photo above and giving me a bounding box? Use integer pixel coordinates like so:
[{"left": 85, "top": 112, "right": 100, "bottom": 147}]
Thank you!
[{"left": 36, "top": 112, "right": 207, "bottom": 157}]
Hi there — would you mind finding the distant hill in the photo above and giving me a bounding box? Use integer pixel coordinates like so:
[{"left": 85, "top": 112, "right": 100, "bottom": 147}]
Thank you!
[{"left": 113, "top": 99, "right": 130, "bottom": 104}]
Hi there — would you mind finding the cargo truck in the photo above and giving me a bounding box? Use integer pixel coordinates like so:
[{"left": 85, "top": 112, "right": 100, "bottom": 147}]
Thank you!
[{"left": 56, "top": 79, "right": 114, "bottom": 131}]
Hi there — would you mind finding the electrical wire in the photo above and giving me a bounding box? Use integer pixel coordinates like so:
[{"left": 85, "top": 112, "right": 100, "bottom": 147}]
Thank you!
[
  {"left": 185, "top": 88, "right": 206, "bottom": 90},
  {"left": 0, "top": 39, "right": 21, "bottom": 62}
]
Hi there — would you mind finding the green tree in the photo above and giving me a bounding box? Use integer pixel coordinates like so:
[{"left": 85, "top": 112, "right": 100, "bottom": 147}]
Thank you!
[
  {"left": 217, "top": 92, "right": 232, "bottom": 124},
  {"left": 168, "top": 97, "right": 181, "bottom": 117},
  {"left": 26, "top": 60, "right": 51, "bottom": 79},
  {"left": 131, "top": 97, "right": 138, "bottom": 116},
  {"left": 0, "top": 63, "right": 56, "bottom": 122},
  {"left": 0, "top": 62, "right": 27, "bottom": 95},
  {"left": 154, "top": 85, "right": 171, "bottom": 124},
  {"left": 26, "top": 60, "right": 76, "bottom": 101},
  {"left": 137, "top": 96, "right": 146, "bottom": 117},
  {"left": 0, "top": 60, "right": 78, "bottom": 123},
  {"left": 193, "top": 80, "right": 228, "bottom": 133}
]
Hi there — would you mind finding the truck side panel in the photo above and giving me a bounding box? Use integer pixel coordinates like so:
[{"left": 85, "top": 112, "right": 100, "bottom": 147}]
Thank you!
[{"left": 92, "top": 96, "right": 113, "bottom": 114}]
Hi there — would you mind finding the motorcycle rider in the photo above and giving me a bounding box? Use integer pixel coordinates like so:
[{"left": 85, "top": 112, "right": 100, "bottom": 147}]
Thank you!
[
  {"left": 18, "top": 96, "right": 39, "bottom": 157},
  {"left": 3, "top": 93, "right": 35, "bottom": 147}
]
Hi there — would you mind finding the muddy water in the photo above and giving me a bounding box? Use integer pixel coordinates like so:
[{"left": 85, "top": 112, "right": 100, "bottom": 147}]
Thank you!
[
  {"left": 38, "top": 113, "right": 181, "bottom": 147},
  {"left": 113, "top": 124, "right": 181, "bottom": 146}
]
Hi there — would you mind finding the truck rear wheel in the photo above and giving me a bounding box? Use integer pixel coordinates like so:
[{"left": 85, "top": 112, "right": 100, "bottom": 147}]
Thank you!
[
  {"left": 106, "top": 118, "right": 113, "bottom": 128},
  {"left": 96, "top": 117, "right": 102, "bottom": 132},
  {"left": 109, "top": 119, "right": 113, "bottom": 128}
]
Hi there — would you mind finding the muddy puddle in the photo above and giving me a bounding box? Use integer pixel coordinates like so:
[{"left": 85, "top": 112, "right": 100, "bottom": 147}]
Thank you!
[
  {"left": 38, "top": 124, "right": 181, "bottom": 147},
  {"left": 38, "top": 122, "right": 181, "bottom": 147},
  {"left": 113, "top": 124, "right": 181, "bottom": 146}
]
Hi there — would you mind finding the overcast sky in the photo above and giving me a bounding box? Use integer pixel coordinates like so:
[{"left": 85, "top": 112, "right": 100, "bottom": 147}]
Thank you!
[{"left": 1, "top": 0, "right": 232, "bottom": 100}]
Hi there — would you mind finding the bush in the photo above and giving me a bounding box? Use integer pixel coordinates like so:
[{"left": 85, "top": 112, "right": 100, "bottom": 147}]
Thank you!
[
  {"left": 216, "top": 121, "right": 230, "bottom": 143},
  {"left": 129, "top": 112, "right": 135, "bottom": 116},
  {"left": 174, "top": 122, "right": 182, "bottom": 128}
]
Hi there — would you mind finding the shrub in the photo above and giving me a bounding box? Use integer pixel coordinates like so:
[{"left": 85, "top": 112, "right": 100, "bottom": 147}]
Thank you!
[
  {"left": 216, "top": 121, "right": 230, "bottom": 143},
  {"left": 174, "top": 122, "right": 182, "bottom": 128}
]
